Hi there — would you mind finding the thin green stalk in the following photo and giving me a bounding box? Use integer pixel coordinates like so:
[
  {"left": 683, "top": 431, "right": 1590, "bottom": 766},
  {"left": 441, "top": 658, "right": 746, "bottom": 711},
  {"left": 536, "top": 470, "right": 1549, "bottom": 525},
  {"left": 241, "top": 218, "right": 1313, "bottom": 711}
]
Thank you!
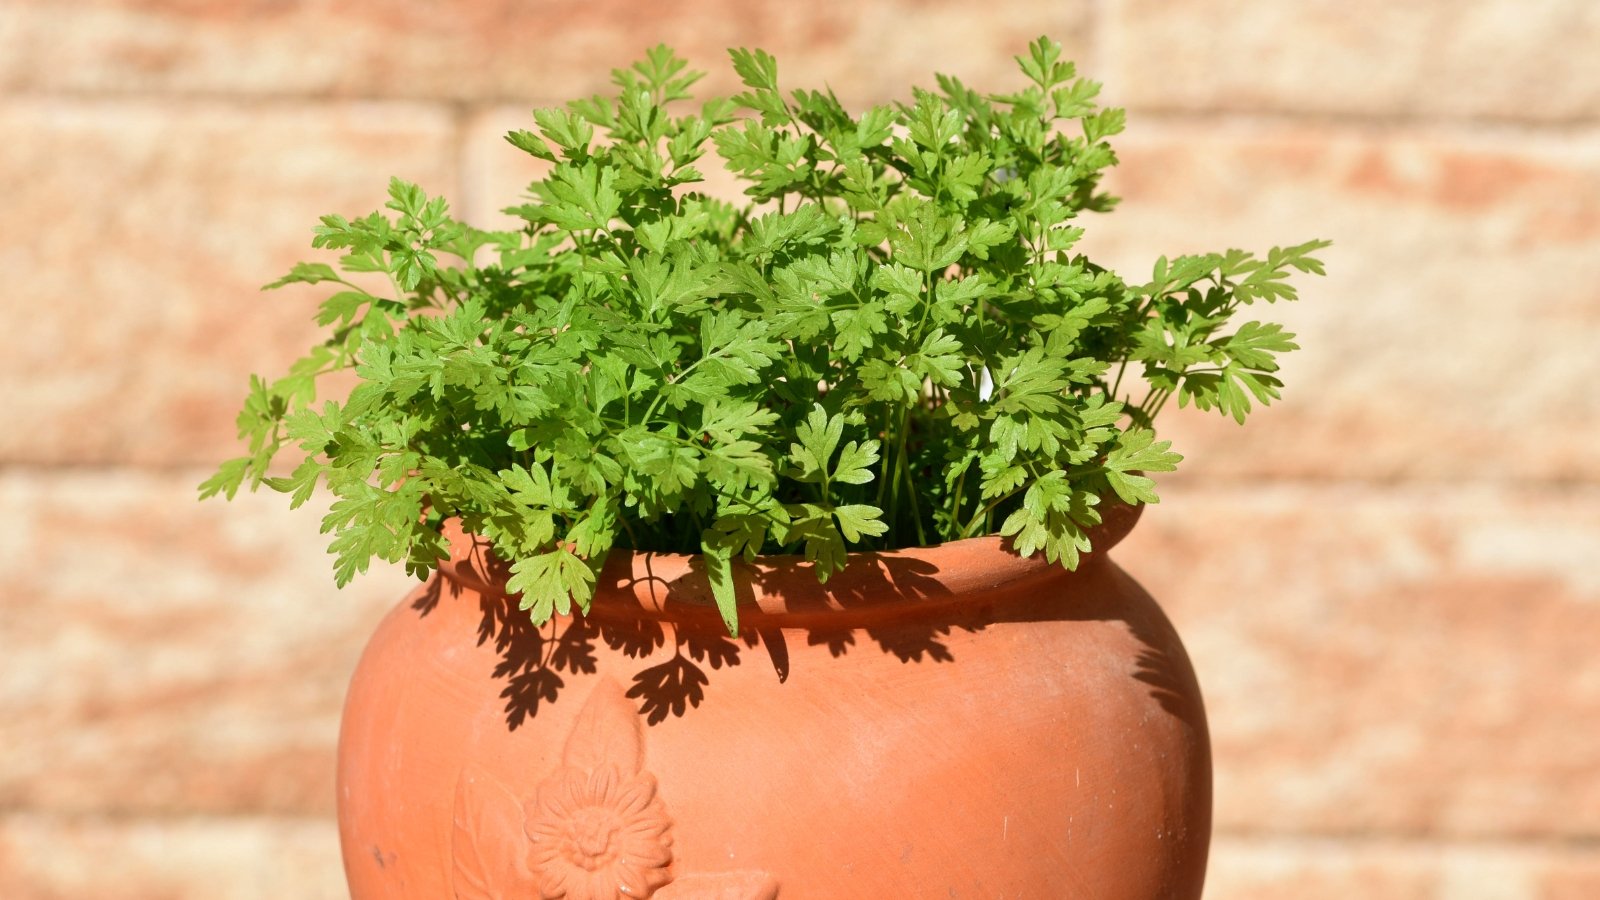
[
  {"left": 1140, "top": 385, "right": 1174, "bottom": 422},
  {"left": 886, "top": 404, "right": 911, "bottom": 541},
  {"left": 903, "top": 452, "right": 928, "bottom": 546},
  {"left": 875, "top": 403, "right": 893, "bottom": 507},
  {"left": 960, "top": 488, "right": 1022, "bottom": 539},
  {"left": 1110, "top": 358, "right": 1129, "bottom": 403},
  {"left": 947, "top": 463, "right": 970, "bottom": 543}
]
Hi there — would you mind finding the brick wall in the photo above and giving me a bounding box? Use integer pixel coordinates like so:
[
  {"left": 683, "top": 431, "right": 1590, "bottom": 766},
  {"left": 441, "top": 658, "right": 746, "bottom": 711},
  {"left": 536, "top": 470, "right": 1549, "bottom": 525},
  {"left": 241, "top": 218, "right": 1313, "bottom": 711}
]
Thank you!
[{"left": 2, "top": 2, "right": 1596, "bottom": 896}]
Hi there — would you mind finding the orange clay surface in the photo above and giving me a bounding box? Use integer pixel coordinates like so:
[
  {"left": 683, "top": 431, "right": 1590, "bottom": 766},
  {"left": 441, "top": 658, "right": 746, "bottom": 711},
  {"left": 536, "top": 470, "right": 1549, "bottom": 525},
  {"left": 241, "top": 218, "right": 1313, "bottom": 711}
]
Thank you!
[{"left": 337, "top": 503, "right": 1211, "bottom": 899}]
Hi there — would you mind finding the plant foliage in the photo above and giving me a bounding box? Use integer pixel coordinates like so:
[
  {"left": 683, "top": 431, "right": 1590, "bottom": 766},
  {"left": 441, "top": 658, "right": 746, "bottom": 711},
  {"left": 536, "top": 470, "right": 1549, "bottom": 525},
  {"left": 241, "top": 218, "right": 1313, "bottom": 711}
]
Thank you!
[{"left": 203, "top": 38, "right": 1328, "bottom": 633}]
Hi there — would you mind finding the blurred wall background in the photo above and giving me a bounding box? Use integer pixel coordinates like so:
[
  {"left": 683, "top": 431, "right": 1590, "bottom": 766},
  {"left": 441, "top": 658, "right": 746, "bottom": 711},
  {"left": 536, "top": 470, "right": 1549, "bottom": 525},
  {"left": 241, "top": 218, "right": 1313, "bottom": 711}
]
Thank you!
[{"left": 2, "top": 2, "right": 1597, "bottom": 897}]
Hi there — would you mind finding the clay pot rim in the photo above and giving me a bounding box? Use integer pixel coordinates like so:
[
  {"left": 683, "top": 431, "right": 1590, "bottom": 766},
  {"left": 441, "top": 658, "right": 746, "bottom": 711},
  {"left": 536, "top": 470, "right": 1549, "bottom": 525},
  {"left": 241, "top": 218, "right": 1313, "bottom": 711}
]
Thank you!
[{"left": 436, "top": 500, "right": 1143, "bottom": 625}]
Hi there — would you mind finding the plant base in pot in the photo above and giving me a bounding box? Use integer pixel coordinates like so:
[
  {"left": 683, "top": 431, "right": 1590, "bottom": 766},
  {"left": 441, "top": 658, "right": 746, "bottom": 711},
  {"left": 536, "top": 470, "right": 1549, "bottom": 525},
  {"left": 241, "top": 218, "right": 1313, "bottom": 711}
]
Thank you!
[{"left": 337, "top": 508, "right": 1210, "bottom": 899}]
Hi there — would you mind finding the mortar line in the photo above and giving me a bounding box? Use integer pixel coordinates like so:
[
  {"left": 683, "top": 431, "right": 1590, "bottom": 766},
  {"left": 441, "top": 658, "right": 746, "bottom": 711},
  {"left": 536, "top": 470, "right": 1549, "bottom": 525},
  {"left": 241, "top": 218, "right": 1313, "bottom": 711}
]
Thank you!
[
  {"left": 0, "top": 87, "right": 571, "bottom": 109},
  {"left": 0, "top": 808, "right": 339, "bottom": 826},
  {"left": 1130, "top": 105, "right": 1600, "bottom": 143},
  {"left": 1213, "top": 827, "right": 1600, "bottom": 853},
  {"left": 6, "top": 87, "right": 1600, "bottom": 137}
]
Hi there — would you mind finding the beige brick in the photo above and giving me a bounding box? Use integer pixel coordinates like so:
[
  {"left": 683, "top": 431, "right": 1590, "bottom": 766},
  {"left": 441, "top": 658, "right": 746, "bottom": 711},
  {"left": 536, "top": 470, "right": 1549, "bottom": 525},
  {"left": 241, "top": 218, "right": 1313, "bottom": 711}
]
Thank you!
[
  {"left": 1542, "top": 857, "right": 1600, "bottom": 900},
  {"left": 0, "top": 813, "right": 344, "bottom": 900},
  {"left": 0, "top": 471, "right": 412, "bottom": 816},
  {"left": 1075, "top": 123, "right": 1600, "bottom": 483},
  {"left": 0, "top": 99, "right": 457, "bottom": 466},
  {"left": 1206, "top": 836, "right": 1430, "bottom": 899},
  {"left": 1207, "top": 836, "right": 1600, "bottom": 900},
  {"left": 1117, "top": 482, "right": 1600, "bottom": 839},
  {"left": 460, "top": 106, "right": 553, "bottom": 231},
  {"left": 1, "top": 1, "right": 1094, "bottom": 108},
  {"left": 1110, "top": 1, "right": 1600, "bottom": 123}
]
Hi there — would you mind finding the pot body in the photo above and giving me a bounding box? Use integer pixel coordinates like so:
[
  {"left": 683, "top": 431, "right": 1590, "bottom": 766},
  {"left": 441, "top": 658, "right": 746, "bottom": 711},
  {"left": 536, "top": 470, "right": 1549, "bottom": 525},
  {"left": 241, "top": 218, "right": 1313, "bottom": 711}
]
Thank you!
[{"left": 337, "top": 519, "right": 1210, "bottom": 899}]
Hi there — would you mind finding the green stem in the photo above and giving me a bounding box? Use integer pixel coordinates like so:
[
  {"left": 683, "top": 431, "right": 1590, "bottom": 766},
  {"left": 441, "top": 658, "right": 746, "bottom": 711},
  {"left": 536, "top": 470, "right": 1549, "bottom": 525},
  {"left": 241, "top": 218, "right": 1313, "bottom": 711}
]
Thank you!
[
  {"left": 617, "top": 512, "right": 641, "bottom": 550},
  {"left": 874, "top": 403, "right": 892, "bottom": 507},
  {"left": 959, "top": 487, "right": 1022, "bottom": 539},
  {"left": 640, "top": 347, "right": 719, "bottom": 426},
  {"left": 903, "top": 450, "right": 928, "bottom": 546},
  {"left": 1140, "top": 385, "right": 1175, "bottom": 422},
  {"left": 886, "top": 405, "right": 910, "bottom": 540},
  {"left": 947, "top": 463, "right": 970, "bottom": 543}
]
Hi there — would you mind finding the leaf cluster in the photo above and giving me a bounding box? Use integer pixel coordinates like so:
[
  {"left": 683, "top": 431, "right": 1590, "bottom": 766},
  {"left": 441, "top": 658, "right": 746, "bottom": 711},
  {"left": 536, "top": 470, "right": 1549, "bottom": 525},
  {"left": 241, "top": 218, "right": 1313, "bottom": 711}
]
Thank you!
[{"left": 203, "top": 38, "right": 1328, "bottom": 633}]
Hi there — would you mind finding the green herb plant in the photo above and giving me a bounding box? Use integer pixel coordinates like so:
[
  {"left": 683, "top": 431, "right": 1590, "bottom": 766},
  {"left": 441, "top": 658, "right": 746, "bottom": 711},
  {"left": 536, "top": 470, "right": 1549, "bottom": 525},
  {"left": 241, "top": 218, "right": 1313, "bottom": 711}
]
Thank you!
[{"left": 203, "top": 38, "right": 1327, "bottom": 634}]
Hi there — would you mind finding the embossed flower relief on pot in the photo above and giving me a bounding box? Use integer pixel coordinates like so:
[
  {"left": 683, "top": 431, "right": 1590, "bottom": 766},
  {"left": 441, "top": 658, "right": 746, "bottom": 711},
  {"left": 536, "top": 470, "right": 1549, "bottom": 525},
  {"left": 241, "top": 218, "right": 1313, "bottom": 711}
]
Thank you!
[
  {"left": 452, "top": 678, "right": 778, "bottom": 900},
  {"left": 525, "top": 765, "right": 672, "bottom": 898}
]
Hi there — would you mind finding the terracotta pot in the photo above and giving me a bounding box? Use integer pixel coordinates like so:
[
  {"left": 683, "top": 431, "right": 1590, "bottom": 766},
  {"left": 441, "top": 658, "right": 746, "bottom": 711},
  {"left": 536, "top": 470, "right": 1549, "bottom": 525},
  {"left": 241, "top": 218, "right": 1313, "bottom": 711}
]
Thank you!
[{"left": 337, "top": 503, "right": 1210, "bottom": 899}]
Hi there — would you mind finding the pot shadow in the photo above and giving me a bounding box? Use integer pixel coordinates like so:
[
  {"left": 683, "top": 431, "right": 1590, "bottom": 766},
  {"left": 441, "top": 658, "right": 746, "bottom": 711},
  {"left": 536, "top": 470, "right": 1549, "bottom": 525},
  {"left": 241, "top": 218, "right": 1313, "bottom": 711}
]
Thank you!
[{"left": 410, "top": 553, "right": 1201, "bottom": 735}]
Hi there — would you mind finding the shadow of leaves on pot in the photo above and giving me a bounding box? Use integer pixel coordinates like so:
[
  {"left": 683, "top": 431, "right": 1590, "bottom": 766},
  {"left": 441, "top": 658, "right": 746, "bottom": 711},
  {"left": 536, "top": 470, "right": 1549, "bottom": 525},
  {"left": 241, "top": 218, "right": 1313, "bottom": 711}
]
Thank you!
[
  {"left": 415, "top": 549, "right": 1201, "bottom": 737},
  {"left": 413, "top": 577, "right": 739, "bottom": 731}
]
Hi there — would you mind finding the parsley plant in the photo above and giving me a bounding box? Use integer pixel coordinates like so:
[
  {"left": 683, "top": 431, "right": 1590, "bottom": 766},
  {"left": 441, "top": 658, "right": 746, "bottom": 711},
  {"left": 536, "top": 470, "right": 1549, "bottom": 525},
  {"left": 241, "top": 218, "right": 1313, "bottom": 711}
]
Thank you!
[{"left": 203, "top": 39, "right": 1328, "bottom": 633}]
